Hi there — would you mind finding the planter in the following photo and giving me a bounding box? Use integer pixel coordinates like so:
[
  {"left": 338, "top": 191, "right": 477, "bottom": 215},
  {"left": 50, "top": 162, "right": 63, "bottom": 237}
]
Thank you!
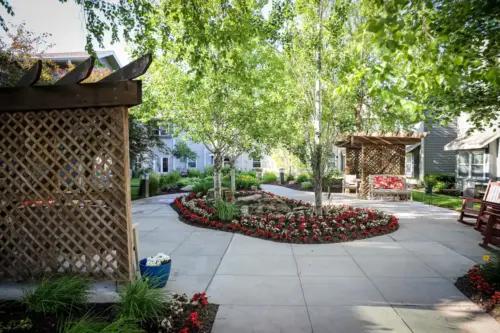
[{"left": 139, "top": 258, "right": 171, "bottom": 288}]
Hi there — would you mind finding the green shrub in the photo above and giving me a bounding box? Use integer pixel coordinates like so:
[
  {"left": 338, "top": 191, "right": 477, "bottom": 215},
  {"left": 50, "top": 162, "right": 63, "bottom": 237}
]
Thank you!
[
  {"left": 297, "top": 173, "right": 310, "bottom": 183},
  {"left": 192, "top": 179, "right": 213, "bottom": 194},
  {"left": 433, "top": 181, "right": 446, "bottom": 193},
  {"left": 262, "top": 171, "right": 278, "bottom": 184},
  {"left": 221, "top": 166, "right": 231, "bottom": 176},
  {"left": 205, "top": 176, "right": 214, "bottom": 183},
  {"left": 424, "top": 173, "right": 456, "bottom": 191},
  {"left": 286, "top": 173, "right": 295, "bottom": 181},
  {"left": 482, "top": 249, "right": 500, "bottom": 285},
  {"left": 203, "top": 165, "right": 214, "bottom": 177},
  {"left": 118, "top": 278, "right": 169, "bottom": 323},
  {"left": 176, "top": 177, "right": 201, "bottom": 187},
  {"left": 21, "top": 276, "right": 91, "bottom": 315},
  {"left": 187, "top": 168, "right": 201, "bottom": 178},
  {"left": 213, "top": 199, "right": 239, "bottom": 221},
  {"left": 236, "top": 174, "right": 260, "bottom": 190},
  {"left": 240, "top": 170, "right": 257, "bottom": 177},
  {"left": 301, "top": 181, "right": 312, "bottom": 190},
  {"left": 159, "top": 171, "right": 182, "bottom": 191},
  {"left": 148, "top": 172, "right": 160, "bottom": 196},
  {"left": 423, "top": 174, "right": 438, "bottom": 189}
]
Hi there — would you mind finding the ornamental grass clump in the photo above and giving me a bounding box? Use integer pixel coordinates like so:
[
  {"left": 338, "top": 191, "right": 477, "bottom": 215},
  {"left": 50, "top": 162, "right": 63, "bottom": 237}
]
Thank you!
[
  {"left": 118, "top": 277, "right": 170, "bottom": 323},
  {"left": 59, "top": 315, "right": 143, "bottom": 333},
  {"left": 213, "top": 198, "right": 239, "bottom": 221},
  {"left": 21, "top": 275, "right": 91, "bottom": 315}
]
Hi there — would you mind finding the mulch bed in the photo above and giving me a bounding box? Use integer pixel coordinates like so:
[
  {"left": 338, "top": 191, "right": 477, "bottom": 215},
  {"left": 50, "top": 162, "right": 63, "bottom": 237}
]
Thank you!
[
  {"left": 171, "top": 190, "right": 399, "bottom": 244},
  {"left": 454, "top": 267, "right": 500, "bottom": 323},
  {"left": 0, "top": 294, "right": 219, "bottom": 333}
]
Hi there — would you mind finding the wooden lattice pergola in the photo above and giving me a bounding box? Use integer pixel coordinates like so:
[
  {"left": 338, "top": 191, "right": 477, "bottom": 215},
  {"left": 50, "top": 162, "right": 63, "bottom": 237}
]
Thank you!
[
  {"left": 0, "top": 55, "right": 151, "bottom": 281},
  {"left": 337, "top": 132, "right": 427, "bottom": 198}
]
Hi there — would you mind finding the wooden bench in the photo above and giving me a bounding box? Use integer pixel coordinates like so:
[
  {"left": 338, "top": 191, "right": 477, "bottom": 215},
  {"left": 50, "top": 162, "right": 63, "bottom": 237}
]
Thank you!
[
  {"left": 458, "top": 187, "right": 482, "bottom": 226},
  {"left": 369, "top": 174, "right": 412, "bottom": 201},
  {"left": 473, "top": 181, "right": 500, "bottom": 248}
]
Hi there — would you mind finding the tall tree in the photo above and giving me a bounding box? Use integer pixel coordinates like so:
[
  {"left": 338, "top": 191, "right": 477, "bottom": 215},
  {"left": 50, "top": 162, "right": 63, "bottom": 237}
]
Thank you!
[{"left": 135, "top": 0, "right": 291, "bottom": 199}]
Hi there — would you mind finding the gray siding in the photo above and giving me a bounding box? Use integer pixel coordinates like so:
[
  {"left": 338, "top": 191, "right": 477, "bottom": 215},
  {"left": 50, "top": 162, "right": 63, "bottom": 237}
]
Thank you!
[{"left": 422, "top": 121, "right": 458, "bottom": 175}]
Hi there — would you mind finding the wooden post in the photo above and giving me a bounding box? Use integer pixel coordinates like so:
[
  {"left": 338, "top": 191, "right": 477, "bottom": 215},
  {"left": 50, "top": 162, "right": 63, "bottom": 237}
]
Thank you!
[{"left": 121, "top": 106, "right": 135, "bottom": 281}]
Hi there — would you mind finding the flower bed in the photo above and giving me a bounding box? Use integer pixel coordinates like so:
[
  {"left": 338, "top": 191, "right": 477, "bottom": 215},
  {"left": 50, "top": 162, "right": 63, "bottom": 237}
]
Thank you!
[
  {"left": 0, "top": 291, "right": 218, "bottom": 333},
  {"left": 455, "top": 260, "right": 500, "bottom": 322},
  {"left": 172, "top": 190, "right": 399, "bottom": 243}
]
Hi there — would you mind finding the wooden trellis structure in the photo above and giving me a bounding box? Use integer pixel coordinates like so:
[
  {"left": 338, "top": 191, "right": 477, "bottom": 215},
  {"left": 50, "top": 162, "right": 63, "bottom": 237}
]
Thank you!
[
  {"left": 337, "top": 132, "right": 427, "bottom": 198},
  {"left": 0, "top": 54, "right": 152, "bottom": 281}
]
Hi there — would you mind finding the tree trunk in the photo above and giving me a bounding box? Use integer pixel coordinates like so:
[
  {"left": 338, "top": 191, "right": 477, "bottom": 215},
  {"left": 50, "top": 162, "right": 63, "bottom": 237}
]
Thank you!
[
  {"left": 312, "top": 3, "right": 323, "bottom": 216},
  {"left": 213, "top": 152, "right": 223, "bottom": 200},
  {"left": 230, "top": 159, "right": 236, "bottom": 193}
]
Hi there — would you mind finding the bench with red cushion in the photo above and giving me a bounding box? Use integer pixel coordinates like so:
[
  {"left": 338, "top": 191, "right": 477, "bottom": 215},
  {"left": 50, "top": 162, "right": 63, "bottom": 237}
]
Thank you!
[{"left": 369, "top": 174, "right": 412, "bottom": 200}]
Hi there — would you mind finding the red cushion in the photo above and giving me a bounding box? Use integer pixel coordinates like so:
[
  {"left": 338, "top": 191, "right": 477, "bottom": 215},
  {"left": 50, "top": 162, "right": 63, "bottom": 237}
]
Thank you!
[{"left": 373, "top": 176, "right": 404, "bottom": 190}]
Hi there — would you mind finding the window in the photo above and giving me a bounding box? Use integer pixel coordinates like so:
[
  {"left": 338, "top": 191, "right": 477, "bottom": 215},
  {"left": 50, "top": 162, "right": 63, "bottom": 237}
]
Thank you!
[
  {"left": 188, "top": 159, "right": 197, "bottom": 168},
  {"left": 405, "top": 153, "right": 413, "bottom": 177},
  {"left": 458, "top": 152, "right": 469, "bottom": 177},
  {"left": 158, "top": 124, "right": 173, "bottom": 136},
  {"left": 457, "top": 151, "right": 487, "bottom": 179},
  {"left": 162, "top": 157, "right": 168, "bottom": 172},
  {"left": 252, "top": 160, "right": 261, "bottom": 168}
]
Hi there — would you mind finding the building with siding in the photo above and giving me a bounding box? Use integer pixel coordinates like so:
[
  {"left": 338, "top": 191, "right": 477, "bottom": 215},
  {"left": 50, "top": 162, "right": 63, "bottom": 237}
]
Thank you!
[
  {"left": 148, "top": 127, "right": 277, "bottom": 174},
  {"left": 405, "top": 121, "right": 458, "bottom": 179},
  {"left": 444, "top": 114, "right": 500, "bottom": 189}
]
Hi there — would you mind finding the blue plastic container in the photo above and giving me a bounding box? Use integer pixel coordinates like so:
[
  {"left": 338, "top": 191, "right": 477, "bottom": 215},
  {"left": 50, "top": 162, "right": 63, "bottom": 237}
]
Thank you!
[{"left": 139, "top": 258, "right": 171, "bottom": 288}]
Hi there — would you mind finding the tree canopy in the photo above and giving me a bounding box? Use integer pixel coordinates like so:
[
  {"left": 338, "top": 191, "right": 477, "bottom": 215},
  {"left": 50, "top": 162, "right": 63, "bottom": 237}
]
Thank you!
[
  {"left": 1, "top": 0, "right": 154, "bottom": 55},
  {"left": 365, "top": 0, "right": 500, "bottom": 131}
]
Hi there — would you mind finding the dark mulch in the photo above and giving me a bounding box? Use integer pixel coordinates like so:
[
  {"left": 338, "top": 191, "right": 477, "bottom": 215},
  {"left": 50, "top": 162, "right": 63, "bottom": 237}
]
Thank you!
[
  {"left": 0, "top": 301, "right": 219, "bottom": 333},
  {"left": 455, "top": 276, "right": 500, "bottom": 322}
]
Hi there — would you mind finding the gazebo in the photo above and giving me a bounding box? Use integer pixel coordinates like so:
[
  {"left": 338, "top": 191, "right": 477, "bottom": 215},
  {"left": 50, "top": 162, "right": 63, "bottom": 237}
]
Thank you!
[{"left": 336, "top": 132, "right": 428, "bottom": 198}]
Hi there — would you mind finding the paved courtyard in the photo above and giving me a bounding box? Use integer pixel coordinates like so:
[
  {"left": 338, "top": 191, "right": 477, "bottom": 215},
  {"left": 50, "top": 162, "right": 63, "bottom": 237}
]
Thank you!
[{"left": 133, "top": 185, "right": 500, "bottom": 333}]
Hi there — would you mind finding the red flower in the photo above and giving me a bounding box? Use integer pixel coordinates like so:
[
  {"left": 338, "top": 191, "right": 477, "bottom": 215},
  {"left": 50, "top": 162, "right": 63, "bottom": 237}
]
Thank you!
[
  {"left": 312, "top": 234, "right": 319, "bottom": 241},
  {"left": 179, "top": 328, "right": 189, "bottom": 333},
  {"left": 188, "top": 312, "right": 201, "bottom": 328},
  {"left": 492, "top": 292, "right": 500, "bottom": 304}
]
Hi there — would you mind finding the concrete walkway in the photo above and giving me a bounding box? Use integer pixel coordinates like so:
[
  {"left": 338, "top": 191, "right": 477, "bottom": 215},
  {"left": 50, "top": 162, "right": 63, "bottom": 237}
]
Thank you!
[{"left": 133, "top": 185, "right": 500, "bottom": 333}]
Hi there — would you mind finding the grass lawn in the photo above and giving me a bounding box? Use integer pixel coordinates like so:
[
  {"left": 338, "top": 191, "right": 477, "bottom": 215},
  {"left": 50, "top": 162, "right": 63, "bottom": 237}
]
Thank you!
[
  {"left": 412, "top": 190, "right": 480, "bottom": 211},
  {"left": 130, "top": 178, "right": 141, "bottom": 200}
]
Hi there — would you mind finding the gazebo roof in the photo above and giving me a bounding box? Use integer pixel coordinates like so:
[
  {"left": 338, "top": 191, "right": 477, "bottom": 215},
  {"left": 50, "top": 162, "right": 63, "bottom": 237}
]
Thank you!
[{"left": 336, "top": 131, "right": 428, "bottom": 148}]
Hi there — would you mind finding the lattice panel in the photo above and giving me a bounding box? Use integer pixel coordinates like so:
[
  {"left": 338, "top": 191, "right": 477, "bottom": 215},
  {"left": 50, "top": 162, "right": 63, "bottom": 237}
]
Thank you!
[
  {"left": 345, "top": 148, "right": 361, "bottom": 177},
  {"left": 0, "top": 107, "right": 133, "bottom": 281},
  {"left": 360, "top": 144, "right": 405, "bottom": 197}
]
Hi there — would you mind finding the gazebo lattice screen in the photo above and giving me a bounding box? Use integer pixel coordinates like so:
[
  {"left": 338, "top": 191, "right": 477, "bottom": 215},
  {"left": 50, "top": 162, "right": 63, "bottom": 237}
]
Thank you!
[
  {"left": 345, "top": 147, "right": 361, "bottom": 177},
  {"left": 360, "top": 144, "right": 406, "bottom": 197},
  {"left": 0, "top": 107, "right": 132, "bottom": 280},
  {"left": 0, "top": 55, "right": 150, "bottom": 281},
  {"left": 337, "top": 132, "right": 426, "bottom": 198}
]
